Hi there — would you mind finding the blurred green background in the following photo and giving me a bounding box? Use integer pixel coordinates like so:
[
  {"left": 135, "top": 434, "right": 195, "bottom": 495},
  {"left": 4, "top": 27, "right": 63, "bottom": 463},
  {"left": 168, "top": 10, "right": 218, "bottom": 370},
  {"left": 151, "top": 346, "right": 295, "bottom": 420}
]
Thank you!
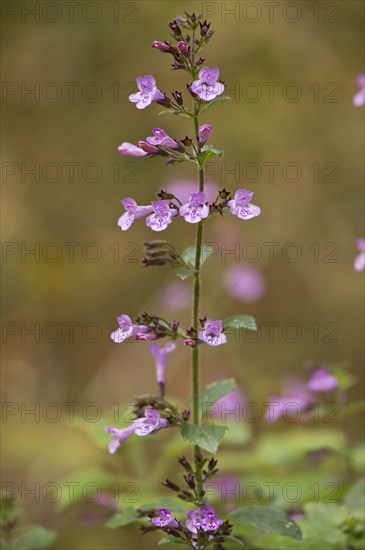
[{"left": 1, "top": 0, "right": 364, "bottom": 548}]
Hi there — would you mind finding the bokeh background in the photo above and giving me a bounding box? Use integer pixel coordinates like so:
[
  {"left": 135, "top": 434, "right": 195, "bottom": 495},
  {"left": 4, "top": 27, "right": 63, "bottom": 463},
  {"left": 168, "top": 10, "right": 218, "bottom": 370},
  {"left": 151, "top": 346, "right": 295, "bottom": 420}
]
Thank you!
[{"left": 1, "top": 1, "right": 364, "bottom": 548}]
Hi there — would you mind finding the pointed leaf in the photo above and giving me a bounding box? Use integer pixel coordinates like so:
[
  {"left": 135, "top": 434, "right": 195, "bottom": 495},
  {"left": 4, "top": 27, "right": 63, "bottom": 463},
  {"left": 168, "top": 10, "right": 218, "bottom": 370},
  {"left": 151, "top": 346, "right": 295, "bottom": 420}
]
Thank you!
[
  {"left": 198, "top": 378, "right": 237, "bottom": 406},
  {"left": 223, "top": 315, "right": 257, "bottom": 331},
  {"left": 230, "top": 506, "right": 302, "bottom": 540},
  {"left": 199, "top": 95, "right": 231, "bottom": 114},
  {"left": 181, "top": 423, "right": 228, "bottom": 453}
]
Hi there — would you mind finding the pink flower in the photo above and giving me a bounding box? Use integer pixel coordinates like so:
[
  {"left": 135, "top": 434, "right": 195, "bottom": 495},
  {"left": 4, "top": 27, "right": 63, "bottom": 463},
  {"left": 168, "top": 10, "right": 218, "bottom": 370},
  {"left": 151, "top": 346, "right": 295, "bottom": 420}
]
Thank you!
[
  {"left": 354, "top": 239, "right": 365, "bottom": 271},
  {"left": 224, "top": 266, "right": 266, "bottom": 303},
  {"left": 146, "top": 128, "right": 179, "bottom": 149},
  {"left": 117, "top": 142, "right": 148, "bottom": 157},
  {"left": 151, "top": 41, "right": 171, "bottom": 52},
  {"left": 179, "top": 192, "right": 209, "bottom": 224},
  {"left": 198, "top": 319, "right": 227, "bottom": 347},
  {"left": 105, "top": 425, "right": 136, "bottom": 454},
  {"left": 110, "top": 314, "right": 136, "bottom": 343},
  {"left": 117, "top": 198, "right": 153, "bottom": 231},
  {"left": 133, "top": 408, "right": 169, "bottom": 435},
  {"left": 191, "top": 67, "right": 224, "bottom": 101},
  {"left": 146, "top": 200, "right": 177, "bottom": 231},
  {"left": 149, "top": 341, "right": 176, "bottom": 388},
  {"left": 198, "top": 124, "right": 212, "bottom": 145},
  {"left": 307, "top": 368, "right": 337, "bottom": 392},
  {"left": 186, "top": 504, "right": 223, "bottom": 533},
  {"left": 353, "top": 74, "right": 365, "bottom": 107},
  {"left": 129, "top": 75, "right": 165, "bottom": 109},
  {"left": 227, "top": 189, "right": 261, "bottom": 220},
  {"left": 152, "top": 508, "right": 179, "bottom": 528}
]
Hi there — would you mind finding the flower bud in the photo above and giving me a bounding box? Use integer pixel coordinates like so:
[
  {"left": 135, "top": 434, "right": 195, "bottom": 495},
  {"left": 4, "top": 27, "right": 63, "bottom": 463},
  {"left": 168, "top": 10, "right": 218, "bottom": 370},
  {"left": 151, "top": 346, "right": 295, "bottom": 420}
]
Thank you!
[
  {"left": 178, "top": 456, "right": 193, "bottom": 473},
  {"left": 161, "top": 478, "right": 181, "bottom": 492},
  {"left": 198, "top": 124, "right": 212, "bottom": 145},
  {"left": 137, "top": 141, "right": 160, "bottom": 155},
  {"left": 172, "top": 90, "right": 184, "bottom": 106},
  {"left": 169, "top": 20, "right": 182, "bottom": 36},
  {"left": 152, "top": 41, "right": 172, "bottom": 52},
  {"left": 177, "top": 41, "right": 190, "bottom": 55},
  {"left": 184, "top": 474, "right": 195, "bottom": 490}
]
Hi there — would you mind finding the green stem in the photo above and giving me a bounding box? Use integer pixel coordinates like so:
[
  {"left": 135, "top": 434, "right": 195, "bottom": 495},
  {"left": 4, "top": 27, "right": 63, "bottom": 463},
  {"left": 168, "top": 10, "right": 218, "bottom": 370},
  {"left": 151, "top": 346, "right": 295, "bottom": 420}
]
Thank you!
[{"left": 191, "top": 82, "right": 206, "bottom": 501}]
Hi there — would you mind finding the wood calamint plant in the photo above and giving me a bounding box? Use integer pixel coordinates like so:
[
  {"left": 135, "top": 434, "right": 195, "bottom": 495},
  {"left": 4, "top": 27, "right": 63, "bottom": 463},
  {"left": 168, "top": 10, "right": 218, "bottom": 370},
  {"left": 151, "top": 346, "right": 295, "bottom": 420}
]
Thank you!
[{"left": 106, "top": 12, "right": 302, "bottom": 549}]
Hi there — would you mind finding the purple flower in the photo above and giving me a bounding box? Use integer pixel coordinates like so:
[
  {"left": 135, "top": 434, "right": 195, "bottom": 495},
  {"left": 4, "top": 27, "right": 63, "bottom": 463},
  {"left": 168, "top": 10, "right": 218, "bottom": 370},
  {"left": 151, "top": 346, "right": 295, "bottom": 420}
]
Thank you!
[
  {"left": 111, "top": 314, "right": 137, "bottom": 343},
  {"left": 186, "top": 504, "right": 223, "bottom": 533},
  {"left": 129, "top": 75, "right": 165, "bottom": 109},
  {"left": 146, "top": 128, "right": 179, "bottom": 149},
  {"left": 105, "top": 424, "right": 136, "bottom": 454},
  {"left": 224, "top": 266, "right": 266, "bottom": 303},
  {"left": 152, "top": 41, "right": 171, "bottom": 52},
  {"left": 117, "top": 198, "right": 153, "bottom": 231},
  {"left": 133, "top": 408, "right": 169, "bottom": 436},
  {"left": 151, "top": 508, "right": 179, "bottom": 528},
  {"left": 307, "top": 368, "right": 337, "bottom": 392},
  {"left": 198, "top": 319, "right": 227, "bottom": 347},
  {"left": 265, "top": 379, "right": 314, "bottom": 423},
  {"left": 354, "top": 238, "right": 365, "bottom": 271},
  {"left": 198, "top": 124, "right": 212, "bottom": 145},
  {"left": 353, "top": 74, "right": 365, "bottom": 107},
  {"left": 146, "top": 200, "right": 177, "bottom": 232},
  {"left": 117, "top": 142, "right": 148, "bottom": 157},
  {"left": 227, "top": 189, "right": 261, "bottom": 220},
  {"left": 179, "top": 192, "right": 209, "bottom": 224},
  {"left": 191, "top": 67, "right": 225, "bottom": 101},
  {"left": 149, "top": 341, "right": 176, "bottom": 389}
]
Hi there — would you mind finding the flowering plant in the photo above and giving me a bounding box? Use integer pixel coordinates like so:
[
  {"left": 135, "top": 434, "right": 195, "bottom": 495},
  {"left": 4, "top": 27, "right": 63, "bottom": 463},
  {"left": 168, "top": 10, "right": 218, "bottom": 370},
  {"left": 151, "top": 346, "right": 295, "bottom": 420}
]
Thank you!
[{"left": 104, "top": 12, "right": 304, "bottom": 549}]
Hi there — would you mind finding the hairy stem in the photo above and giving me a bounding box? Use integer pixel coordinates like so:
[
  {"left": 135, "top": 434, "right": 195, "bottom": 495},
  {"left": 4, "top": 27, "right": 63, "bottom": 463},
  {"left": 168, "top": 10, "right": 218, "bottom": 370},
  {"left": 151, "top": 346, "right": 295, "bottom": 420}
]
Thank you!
[{"left": 191, "top": 91, "right": 206, "bottom": 501}]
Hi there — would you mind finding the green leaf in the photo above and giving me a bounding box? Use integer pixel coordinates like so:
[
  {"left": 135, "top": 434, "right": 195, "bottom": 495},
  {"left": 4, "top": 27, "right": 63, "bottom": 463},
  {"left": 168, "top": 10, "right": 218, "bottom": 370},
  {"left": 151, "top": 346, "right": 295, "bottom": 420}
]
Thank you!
[
  {"left": 176, "top": 244, "right": 215, "bottom": 280},
  {"left": 223, "top": 315, "right": 257, "bottom": 331},
  {"left": 176, "top": 267, "right": 194, "bottom": 280},
  {"left": 105, "top": 507, "right": 139, "bottom": 528},
  {"left": 14, "top": 526, "right": 57, "bottom": 550},
  {"left": 199, "top": 95, "right": 231, "bottom": 113},
  {"left": 230, "top": 506, "right": 302, "bottom": 540},
  {"left": 198, "top": 378, "right": 237, "bottom": 406},
  {"left": 200, "top": 144, "right": 224, "bottom": 164},
  {"left": 159, "top": 109, "right": 192, "bottom": 118},
  {"left": 181, "top": 423, "right": 227, "bottom": 453}
]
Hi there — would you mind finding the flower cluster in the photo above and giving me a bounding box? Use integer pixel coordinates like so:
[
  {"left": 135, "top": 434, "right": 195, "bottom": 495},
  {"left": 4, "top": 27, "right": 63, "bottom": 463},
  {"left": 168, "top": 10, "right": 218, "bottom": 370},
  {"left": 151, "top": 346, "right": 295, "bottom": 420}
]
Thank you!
[
  {"left": 152, "top": 504, "right": 223, "bottom": 532},
  {"left": 118, "top": 188, "right": 260, "bottom": 232}
]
